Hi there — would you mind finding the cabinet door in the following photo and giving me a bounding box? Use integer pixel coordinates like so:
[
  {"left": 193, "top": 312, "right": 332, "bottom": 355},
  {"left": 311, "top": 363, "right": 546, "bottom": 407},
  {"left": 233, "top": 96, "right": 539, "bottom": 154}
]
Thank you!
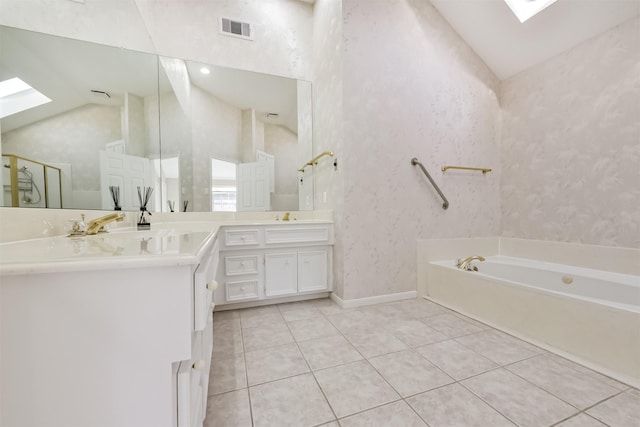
[
  {"left": 265, "top": 252, "right": 297, "bottom": 297},
  {"left": 298, "top": 250, "right": 328, "bottom": 293}
]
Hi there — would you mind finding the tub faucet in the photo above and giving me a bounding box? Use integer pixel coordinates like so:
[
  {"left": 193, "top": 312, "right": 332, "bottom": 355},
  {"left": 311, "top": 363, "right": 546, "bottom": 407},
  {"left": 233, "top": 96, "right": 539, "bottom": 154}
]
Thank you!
[
  {"left": 457, "top": 255, "right": 485, "bottom": 271},
  {"left": 85, "top": 213, "right": 126, "bottom": 235}
]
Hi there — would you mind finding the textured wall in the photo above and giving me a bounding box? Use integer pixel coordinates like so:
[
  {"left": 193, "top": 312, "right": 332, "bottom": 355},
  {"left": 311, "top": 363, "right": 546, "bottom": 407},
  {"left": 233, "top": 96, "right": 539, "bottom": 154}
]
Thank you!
[
  {"left": 312, "top": 0, "right": 345, "bottom": 296},
  {"left": 0, "top": 0, "right": 313, "bottom": 80},
  {"left": 135, "top": 0, "right": 313, "bottom": 80},
  {"left": 339, "top": 0, "right": 501, "bottom": 300},
  {"left": 2, "top": 104, "right": 122, "bottom": 192},
  {"left": 500, "top": 17, "right": 640, "bottom": 248}
]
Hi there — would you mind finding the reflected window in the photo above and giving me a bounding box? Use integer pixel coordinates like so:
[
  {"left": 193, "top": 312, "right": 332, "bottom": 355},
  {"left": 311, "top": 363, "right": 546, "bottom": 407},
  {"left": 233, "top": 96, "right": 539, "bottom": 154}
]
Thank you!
[{"left": 211, "top": 158, "right": 237, "bottom": 212}]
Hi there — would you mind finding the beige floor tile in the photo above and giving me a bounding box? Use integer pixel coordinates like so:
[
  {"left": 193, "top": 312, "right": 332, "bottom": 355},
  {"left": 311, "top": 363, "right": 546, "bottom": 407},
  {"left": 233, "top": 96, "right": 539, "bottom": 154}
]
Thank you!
[
  {"left": 326, "top": 309, "right": 381, "bottom": 333},
  {"left": 204, "top": 388, "right": 252, "bottom": 427},
  {"left": 239, "top": 308, "right": 284, "bottom": 329},
  {"left": 278, "top": 304, "right": 324, "bottom": 322},
  {"left": 507, "top": 354, "right": 621, "bottom": 409},
  {"left": 298, "top": 334, "right": 363, "bottom": 370},
  {"left": 462, "top": 368, "right": 578, "bottom": 427},
  {"left": 287, "top": 316, "right": 341, "bottom": 342},
  {"left": 339, "top": 400, "right": 427, "bottom": 427},
  {"left": 415, "top": 339, "right": 497, "bottom": 380},
  {"left": 387, "top": 298, "right": 452, "bottom": 318},
  {"left": 368, "top": 350, "right": 453, "bottom": 397},
  {"left": 242, "top": 322, "right": 294, "bottom": 351},
  {"left": 587, "top": 388, "right": 640, "bottom": 427},
  {"left": 314, "top": 360, "right": 400, "bottom": 418},
  {"left": 208, "top": 352, "right": 246, "bottom": 395},
  {"left": 245, "top": 343, "right": 309, "bottom": 385},
  {"left": 313, "top": 298, "right": 348, "bottom": 315},
  {"left": 384, "top": 319, "right": 448, "bottom": 347},
  {"left": 553, "top": 356, "right": 629, "bottom": 391},
  {"left": 363, "top": 303, "right": 415, "bottom": 323},
  {"left": 213, "top": 310, "right": 241, "bottom": 331},
  {"left": 407, "top": 383, "right": 515, "bottom": 427},
  {"left": 249, "top": 374, "right": 335, "bottom": 427},
  {"left": 420, "top": 313, "right": 484, "bottom": 338},
  {"left": 343, "top": 328, "right": 409, "bottom": 358},
  {"left": 452, "top": 312, "right": 491, "bottom": 330},
  {"left": 455, "top": 330, "right": 545, "bottom": 365},
  {"left": 555, "top": 413, "right": 608, "bottom": 427},
  {"left": 318, "top": 422, "right": 340, "bottom": 427},
  {"left": 212, "top": 329, "right": 243, "bottom": 357}
]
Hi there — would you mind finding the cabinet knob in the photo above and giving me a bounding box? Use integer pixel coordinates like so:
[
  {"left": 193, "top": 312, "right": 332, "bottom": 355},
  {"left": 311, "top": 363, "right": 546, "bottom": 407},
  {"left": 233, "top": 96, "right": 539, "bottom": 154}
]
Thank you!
[
  {"left": 240, "top": 235, "right": 245, "bottom": 240},
  {"left": 192, "top": 360, "right": 205, "bottom": 371},
  {"left": 207, "top": 280, "right": 219, "bottom": 291}
]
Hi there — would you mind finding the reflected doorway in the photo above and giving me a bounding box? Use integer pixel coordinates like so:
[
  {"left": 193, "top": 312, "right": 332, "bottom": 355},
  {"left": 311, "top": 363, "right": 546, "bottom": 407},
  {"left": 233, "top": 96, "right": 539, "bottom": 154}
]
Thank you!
[
  {"left": 154, "top": 156, "right": 179, "bottom": 212},
  {"left": 211, "top": 158, "right": 237, "bottom": 212}
]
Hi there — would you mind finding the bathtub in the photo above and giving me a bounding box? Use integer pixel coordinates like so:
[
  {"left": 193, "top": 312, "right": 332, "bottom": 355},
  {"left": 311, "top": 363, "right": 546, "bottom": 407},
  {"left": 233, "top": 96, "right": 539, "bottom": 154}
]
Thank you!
[{"left": 427, "top": 256, "right": 640, "bottom": 387}]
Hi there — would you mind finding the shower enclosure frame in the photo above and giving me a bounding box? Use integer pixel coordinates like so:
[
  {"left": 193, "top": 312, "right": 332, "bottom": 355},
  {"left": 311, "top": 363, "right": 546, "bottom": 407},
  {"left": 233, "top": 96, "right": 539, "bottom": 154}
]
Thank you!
[{"left": 2, "top": 154, "right": 62, "bottom": 208}]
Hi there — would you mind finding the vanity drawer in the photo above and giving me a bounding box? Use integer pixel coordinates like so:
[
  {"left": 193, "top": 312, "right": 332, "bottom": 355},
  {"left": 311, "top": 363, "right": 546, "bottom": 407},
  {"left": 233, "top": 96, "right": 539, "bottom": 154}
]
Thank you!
[
  {"left": 223, "top": 229, "right": 261, "bottom": 248},
  {"left": 225, "top": 255, "right": 260, "bottom": 276},
  {"left": 225, "top": 280, "right": 260, "bottom": 302},
  {"left": 264, "top": 226, "right": 330, "bottom": 245}
]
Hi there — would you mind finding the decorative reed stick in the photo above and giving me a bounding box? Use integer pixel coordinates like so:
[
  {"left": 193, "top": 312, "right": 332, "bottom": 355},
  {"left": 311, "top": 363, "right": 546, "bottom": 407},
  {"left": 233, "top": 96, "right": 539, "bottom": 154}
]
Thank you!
[
  {"left": 109, "top": 186, "right": 121, "bottom": 210},
  {"left": 183, "top": 200, "right": 188, "bottom": 212},
  {"left": 136, "top": 186, "right": 153, "bottom": 229}
]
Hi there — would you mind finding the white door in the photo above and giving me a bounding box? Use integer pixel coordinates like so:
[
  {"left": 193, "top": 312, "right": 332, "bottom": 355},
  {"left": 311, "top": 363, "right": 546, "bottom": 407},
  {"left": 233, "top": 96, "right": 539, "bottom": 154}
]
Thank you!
[
  {"left": 237, "top": 162, "right": 271, "bottom": 211},
  {"left": 265, "top": 252, "right": 297, "bottom": 297},
  {"left": 99, "top": 151, "right": 152, "bottom": 211},
  {"left": 255, "top": 150, "right": 275, "bottom": 193},
  {"left": 298, "top": 250, "right": 328, "bottom": 293}
]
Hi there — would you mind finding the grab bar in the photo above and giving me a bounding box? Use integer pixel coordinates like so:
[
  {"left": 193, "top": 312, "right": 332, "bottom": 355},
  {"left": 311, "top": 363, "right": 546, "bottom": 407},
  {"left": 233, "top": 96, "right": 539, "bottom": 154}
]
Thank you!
[
  {"left": 411, "top": 158, "right": 449, "bottom": 210},
  {"left": 442, "top": 165, "right": 492, "bottom": 174}
]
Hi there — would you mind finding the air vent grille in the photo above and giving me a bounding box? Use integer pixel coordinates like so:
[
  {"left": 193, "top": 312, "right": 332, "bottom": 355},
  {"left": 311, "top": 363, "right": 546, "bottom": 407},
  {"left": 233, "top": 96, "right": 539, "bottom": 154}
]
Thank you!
[{"left": 220, "top": 17, "right": 253, "bottom": 40}]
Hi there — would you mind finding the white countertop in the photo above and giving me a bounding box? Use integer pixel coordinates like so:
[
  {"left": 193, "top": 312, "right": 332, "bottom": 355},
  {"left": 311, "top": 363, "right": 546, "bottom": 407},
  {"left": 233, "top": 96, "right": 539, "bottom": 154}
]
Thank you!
[{"left": 0, "top": 219, "right": 332, "bottom": 276}]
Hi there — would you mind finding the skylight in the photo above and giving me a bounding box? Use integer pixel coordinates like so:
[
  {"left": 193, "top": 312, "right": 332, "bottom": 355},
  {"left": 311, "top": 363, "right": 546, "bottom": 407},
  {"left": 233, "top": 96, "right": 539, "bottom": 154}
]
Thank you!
[
  {"left": 0, "top": 77, "right": 52, "bottom": 119},
  {"left": 503, "top": 0, "right": 559, "bottom": 23}
]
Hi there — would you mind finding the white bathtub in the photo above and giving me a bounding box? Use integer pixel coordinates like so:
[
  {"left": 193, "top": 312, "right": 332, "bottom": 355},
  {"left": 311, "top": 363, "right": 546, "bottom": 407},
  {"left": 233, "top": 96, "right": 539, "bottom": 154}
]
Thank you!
[{"left": 427, "top": 256, "right": 640, "bottom": 387}]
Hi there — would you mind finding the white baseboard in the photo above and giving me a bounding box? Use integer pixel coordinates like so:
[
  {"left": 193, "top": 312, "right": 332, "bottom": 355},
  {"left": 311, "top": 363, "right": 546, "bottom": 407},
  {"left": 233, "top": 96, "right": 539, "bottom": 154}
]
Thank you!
[{"left": 330, "top": 290, "right": 417, "bottom": 309}]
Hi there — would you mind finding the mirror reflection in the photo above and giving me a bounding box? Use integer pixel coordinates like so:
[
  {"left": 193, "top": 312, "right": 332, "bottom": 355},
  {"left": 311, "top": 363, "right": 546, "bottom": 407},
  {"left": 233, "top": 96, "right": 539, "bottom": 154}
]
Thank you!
[
  {"left": 155, "top": 57, "right": 313, "bottom": 213},
  {"left": 0, "top": 25, "right": 313, "bottom": 213}
]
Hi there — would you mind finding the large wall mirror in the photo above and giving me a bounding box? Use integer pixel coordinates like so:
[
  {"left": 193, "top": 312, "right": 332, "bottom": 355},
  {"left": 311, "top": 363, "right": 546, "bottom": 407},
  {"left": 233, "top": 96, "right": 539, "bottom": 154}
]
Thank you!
[{"left": 0, "top": 25, "right": 313, "bottom": 213}]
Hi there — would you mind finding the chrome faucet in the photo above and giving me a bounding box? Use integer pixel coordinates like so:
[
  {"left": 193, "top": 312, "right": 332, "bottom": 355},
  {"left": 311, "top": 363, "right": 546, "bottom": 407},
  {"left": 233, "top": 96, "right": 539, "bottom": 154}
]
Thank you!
[
  {"left": 85, "top": 213, "right": 126, "bottom": 235},
  {"left": 457, "top": 255, "right": 485, "bottom": 271}
]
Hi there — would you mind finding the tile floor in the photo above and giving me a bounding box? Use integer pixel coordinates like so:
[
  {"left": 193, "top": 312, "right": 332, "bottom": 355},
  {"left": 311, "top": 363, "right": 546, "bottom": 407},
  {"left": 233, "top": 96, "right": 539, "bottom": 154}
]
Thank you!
[{"left": 205, "top": 297, "right": 639, "bottom": 427}]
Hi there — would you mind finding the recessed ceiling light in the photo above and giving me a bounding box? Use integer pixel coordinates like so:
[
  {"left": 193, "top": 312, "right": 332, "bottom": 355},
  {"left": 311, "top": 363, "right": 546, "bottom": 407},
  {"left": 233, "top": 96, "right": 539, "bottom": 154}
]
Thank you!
[
  {"left": 503, "top": 0, "right": 559, "bottom": 23},
  {"left": 200, "top": 67, "right": 211, "bottom": 75}
]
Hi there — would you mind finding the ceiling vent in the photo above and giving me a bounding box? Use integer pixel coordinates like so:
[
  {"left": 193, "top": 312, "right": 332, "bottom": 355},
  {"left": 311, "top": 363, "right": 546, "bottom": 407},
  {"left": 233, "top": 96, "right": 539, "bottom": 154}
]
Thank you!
[{"left": 219, "top": 17, "right": 253, "bottom": 40}]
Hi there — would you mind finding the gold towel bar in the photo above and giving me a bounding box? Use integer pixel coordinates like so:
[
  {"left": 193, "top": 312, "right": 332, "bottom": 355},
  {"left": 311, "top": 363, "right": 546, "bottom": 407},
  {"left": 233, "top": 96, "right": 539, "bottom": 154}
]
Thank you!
[
  {"left": 441, "top": 165, "right": 492, "bottom": 174},
  {"left": 298, "top": 151, "right": 334, "bottom": 172}
]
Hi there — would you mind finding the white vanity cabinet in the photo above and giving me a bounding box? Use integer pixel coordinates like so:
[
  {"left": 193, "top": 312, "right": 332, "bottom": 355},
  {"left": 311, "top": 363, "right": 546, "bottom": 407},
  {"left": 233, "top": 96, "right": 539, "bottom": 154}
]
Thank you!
[
  {"left": 215, "top": 223, "right": 333, "bottom": 306},
  {"left": 0, "top": 232, "right": 219, "bottom": 427}
]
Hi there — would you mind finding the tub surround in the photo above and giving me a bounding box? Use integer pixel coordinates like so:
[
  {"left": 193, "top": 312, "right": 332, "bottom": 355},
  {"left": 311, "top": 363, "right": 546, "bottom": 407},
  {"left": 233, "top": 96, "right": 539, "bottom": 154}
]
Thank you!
[{"left": 418, "top": 237, "right": 640, "bottom": 388}]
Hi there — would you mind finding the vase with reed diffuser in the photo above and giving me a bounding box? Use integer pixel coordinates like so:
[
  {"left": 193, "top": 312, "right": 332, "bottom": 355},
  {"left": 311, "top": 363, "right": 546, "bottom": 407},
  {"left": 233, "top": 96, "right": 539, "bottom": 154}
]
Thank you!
[
  {"left": 137, "top": 186, "right": 153, "bottom": 230},
  {"left": 109, "top": 186, "right": 121, "bottom": 211}
]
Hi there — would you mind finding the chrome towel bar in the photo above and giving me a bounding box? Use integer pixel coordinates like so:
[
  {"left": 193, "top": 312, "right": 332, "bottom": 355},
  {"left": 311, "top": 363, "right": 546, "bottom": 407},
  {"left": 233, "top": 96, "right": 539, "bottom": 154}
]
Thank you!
[{"left": 411, "top": 158, "right": 449, "bottom": 210}]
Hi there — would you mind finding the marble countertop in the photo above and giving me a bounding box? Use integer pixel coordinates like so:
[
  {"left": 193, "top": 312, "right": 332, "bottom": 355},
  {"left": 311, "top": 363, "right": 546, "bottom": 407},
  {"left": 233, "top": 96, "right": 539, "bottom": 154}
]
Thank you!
[{"left": 0, "top": 219, "right": 333, "bottom": 276}]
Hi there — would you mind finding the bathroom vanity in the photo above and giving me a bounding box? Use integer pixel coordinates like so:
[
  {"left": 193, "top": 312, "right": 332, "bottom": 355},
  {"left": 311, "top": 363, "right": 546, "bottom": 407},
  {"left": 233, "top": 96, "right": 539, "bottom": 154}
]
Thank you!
[
  {"left": 0, "top": 219, "right": 333, "bottom": 427},
  {"left": 215, "top": 223, "right": 334, "bottom": 307}
]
